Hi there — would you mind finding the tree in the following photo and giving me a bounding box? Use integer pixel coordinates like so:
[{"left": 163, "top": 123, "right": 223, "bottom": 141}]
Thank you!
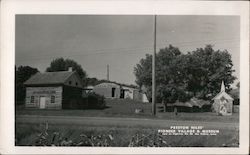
[
  {"left": 134, "top": 45, "right": 183, "bottom": 102},
  {"left": 236, "top": 82, "right": 240, "bottom": 88},
  {"left": 15, "top": 66, "right": 39, "bottom": 105},
  {"left": 134, "top": 44, "right": 236, "bottom": 104},
  {"left": 46, "top": 58, "right": 87, "bottom": 80},
  {"left": 84, "top": 77, "right": 99, "bottom": 86},
  {"left": 188, "top": 45, "right": 236, "bottom": 98}
]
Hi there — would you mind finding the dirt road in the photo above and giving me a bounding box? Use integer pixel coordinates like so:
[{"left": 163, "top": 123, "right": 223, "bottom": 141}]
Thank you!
[{"left": 16, "top": 115, "right": 238, "bottom": 130}]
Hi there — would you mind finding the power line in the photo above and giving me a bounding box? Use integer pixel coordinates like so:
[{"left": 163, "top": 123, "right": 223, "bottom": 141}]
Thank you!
[
  {"left": 18, "top": 36, "right": 240, "bottom": 55},
  {"left": 16, "top": 38, "right": 240, "bottom": 62}
]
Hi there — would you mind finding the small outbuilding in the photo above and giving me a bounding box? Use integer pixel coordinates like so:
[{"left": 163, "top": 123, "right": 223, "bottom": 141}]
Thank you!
[
  {"left": 93, "top": 82, "right": 121, "bottom": 98},
  {"left": 93, "top": 82, "right": 149, "bottom": 102},
  {"left": 212, "top": 81, "right": 234, "bottom": 115},
  {"left": 24, "top": 68, "right": 83, "bottom": 109}
]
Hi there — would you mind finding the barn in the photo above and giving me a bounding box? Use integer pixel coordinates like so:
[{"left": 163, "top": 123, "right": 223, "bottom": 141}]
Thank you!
[
  {"left": 93, "top": 82, "right": 121, "bottom": 98},
  {"left": 212, "top": 81, "right": 234, "bottom": 115},
  {"left": 24, "top": 68, "right": 83, "bottom": 109},
  {"left": 93, "top": 82, "right": 149, "bottom": 102}
]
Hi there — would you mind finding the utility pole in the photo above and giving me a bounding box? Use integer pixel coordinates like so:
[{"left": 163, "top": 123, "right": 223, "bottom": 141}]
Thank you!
[
  {"left": 107, "top": 64, "right": 109, "bottom": 81},
  {"left": 152, "top": 15, "right": 157, "bottom": 115}
]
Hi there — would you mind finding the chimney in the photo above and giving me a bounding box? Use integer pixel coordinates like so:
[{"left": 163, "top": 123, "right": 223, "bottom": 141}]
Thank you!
[
  {"left": 68, "top": 67, "right": 73, "bottom": 72},
  {"left": 107, "top": 64, "right": 109, "bottom": 81}
]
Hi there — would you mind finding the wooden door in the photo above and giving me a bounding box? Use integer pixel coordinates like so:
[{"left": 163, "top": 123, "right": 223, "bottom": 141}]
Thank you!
[{"left": 39, "top": 97, "right": 46, "bottom": 109}]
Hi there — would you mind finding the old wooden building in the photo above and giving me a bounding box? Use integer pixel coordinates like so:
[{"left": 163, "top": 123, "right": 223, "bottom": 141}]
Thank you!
[
  {"left": 93, "top": 82, "right": 121, "bottom": 98},
  {"left": 93, "top": 82, "right": 149, "bottom": 102},
  {"left": 24, "top": 68, "right": 83, "bottom": 109}
]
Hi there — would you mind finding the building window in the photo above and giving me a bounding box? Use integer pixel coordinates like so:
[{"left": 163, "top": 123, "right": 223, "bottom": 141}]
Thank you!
[
  {"left": 30, "top": 96, "right": 34, "bottom": 103},
  {"left": 51, "top": 96, "right": 55, "bottom": 103},
  {"left": 69, "top": 81, "right": 72, "bottom": 85}
]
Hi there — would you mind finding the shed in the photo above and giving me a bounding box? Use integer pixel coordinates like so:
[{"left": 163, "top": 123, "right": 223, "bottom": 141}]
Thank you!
[
  {"left": 24, "top": 69, "right": 83, "bottom": 109},
  {"left": 212, "top": 81, "right": 234, "bottom": 115},
  {"left": 93, "top": 82, "right": 121, "bottom": 98},
  {"left": 93, "top": 82, "right": 149, "bottom": 102}
]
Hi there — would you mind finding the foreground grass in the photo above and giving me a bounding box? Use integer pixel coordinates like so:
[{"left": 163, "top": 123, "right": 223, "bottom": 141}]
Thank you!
[{"left": 15, "top": 122, "right": 239, "bottom": 147}]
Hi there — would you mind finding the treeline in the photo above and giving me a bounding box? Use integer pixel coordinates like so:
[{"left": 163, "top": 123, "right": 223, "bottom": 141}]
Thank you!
[{"left": 134, "top": 44, "right": 237, "bottom": 103}]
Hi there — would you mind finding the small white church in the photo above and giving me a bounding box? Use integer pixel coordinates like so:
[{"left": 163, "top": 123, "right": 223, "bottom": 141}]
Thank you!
[{"left": 212, "top": 81, "right": 234, "bottom": 116}]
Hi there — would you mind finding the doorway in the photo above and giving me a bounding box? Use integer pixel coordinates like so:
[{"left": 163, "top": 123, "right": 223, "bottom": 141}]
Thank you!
[
  {"left": 39, "top": 97, "right": 46, "bottom": 109},
  {"left": 112, "top": 88, "right": 116, "bottom": 97},
  {"left": 120, "top": 89, "right": 125, "bottom": 98}
]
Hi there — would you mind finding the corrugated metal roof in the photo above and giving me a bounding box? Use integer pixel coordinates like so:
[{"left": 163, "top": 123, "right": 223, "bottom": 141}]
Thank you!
[
  {"left": 24, "top": 71, "right": 74, "bottom": 85},
  {"left": 94, "top": 82, "right": 121, "bottom": 88}
]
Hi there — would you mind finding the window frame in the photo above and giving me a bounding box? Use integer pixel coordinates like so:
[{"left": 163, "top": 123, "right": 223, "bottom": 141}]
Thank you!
[
  {"left": 51, "top": 95, "right": 55, "bottom": 103},
  {"left": 30, "top": 96, "right": 35, "bottom": 103}
]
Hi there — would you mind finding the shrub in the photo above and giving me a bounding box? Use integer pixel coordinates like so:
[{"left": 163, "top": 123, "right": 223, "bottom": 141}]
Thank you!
[{"left": 83, "top": 92, "right": 105, "bottom": 109}]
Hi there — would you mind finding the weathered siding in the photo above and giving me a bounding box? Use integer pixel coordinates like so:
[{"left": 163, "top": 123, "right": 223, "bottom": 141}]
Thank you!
[
  {"left": 25, "top": 86, "right": 62, "bottom": 109},
  {"left": 64, "top": 73, "right": 83, "bottom": 88},
  {"left": 62, "top": 85, "right": 83, "bottom": 109},
  {"left": 93, "top": 82, "right": 121, "bottom": 98},
  {"left": 94, "top": 87, "right": 111, "bottom": 98},
  {"left": 94, "top": 87, "right": 121, "bottom": 98}
]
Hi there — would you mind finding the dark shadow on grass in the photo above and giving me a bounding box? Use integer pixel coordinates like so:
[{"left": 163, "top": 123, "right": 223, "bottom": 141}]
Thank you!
[
  {"left": 157, "top": 105, "right": 212, "bottom": 113},
  {"left": 85, "top": 105, "right": 111, "bottom": 110}
]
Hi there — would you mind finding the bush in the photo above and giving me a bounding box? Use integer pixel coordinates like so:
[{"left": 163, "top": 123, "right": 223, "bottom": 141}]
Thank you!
[{"left": 83, "top": 92, "right": 105, "bottom": 109}]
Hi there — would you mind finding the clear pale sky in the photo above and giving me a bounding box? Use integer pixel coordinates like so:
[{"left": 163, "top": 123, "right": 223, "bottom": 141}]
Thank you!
[{"left": 15, "top": 15, "right": 240, "bottom": 86}]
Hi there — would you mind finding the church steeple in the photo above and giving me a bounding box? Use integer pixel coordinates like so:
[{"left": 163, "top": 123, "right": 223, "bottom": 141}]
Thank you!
[{"left": 220, "top": 81, "right": 225, "bottom": 92}]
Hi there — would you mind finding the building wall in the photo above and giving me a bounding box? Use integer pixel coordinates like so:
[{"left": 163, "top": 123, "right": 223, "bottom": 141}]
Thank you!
[
  {"left": 142, "top": 93, "right": 149, "bottom": 102},
  {"left": 213, "top": 98, "right": 233, "bottom": 115},
  {"left": 93, "top": 82, "right": 121, "bottom": 98},
  {"left": 62, "top": 85, "right": 83, "bottom": 109},
  {"left": 64, "top": 73, "right": 83, "bottom": 88},
  {"left": 25, "top": 86, "right": 63, "bottom": 109},
  {"left": 123, "top": 87, "right": 134, "bottom": 99}
]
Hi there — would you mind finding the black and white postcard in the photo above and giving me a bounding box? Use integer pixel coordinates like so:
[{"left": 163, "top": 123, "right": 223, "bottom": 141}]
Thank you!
[{"left": 0, "top": 0, "right": 249, "bottom": 154}]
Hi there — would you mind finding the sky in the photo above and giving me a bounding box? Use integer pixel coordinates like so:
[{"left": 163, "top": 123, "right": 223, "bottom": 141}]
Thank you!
[{"left": 15, "top": 15, "right": 240, "bottom": 86}]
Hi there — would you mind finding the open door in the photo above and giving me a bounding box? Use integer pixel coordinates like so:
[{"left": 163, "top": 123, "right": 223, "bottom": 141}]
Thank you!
[{"left": 112, "top": 88, "right": 116, "bottom": 97}]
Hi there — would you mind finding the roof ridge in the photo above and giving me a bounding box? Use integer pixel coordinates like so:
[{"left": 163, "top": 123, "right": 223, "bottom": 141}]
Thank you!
[
  {"left": 44, "top": 70, "right": 70, "bottom": 73},
  {"left": 212, "top": 91, "right": 233, "bottom": 100}
]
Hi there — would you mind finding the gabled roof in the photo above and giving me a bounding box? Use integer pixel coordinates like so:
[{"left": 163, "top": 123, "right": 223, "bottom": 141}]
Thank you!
[
  {"left": 212, "top": 81, "right": 234, "bottom": 101},
  {"left": 24, "top": 71, "right": 74, "bottom": 85},
  {"left": 212, "top": 91, "right": 234, "bottom": 100}
]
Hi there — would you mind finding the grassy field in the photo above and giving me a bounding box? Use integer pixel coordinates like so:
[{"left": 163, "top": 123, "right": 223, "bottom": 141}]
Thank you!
[
  {"left": 15, "top": 99, "right": 239, "bottom": 147},
  {"left": 15, "top": 122, "right": 239, "bottom": 147},
  {"left": 16, "top": 98, "right": 239, "bottom": 122}
]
